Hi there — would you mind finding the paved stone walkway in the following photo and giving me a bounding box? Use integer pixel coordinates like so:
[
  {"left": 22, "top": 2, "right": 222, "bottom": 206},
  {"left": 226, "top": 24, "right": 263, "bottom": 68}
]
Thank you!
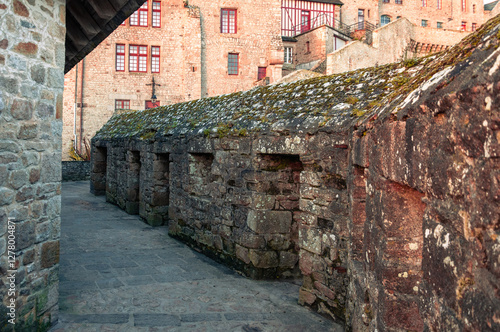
[{"left": 50, "top": 181, "right": 343, "bottom": 331}]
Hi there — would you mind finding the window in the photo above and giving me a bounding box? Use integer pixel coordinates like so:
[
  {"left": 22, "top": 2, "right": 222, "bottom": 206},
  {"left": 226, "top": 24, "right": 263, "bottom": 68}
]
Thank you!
[
  {"left": 462, "top": 0, "right": 466, "bottom": 11},
  {"left": 301, "top": 10, "right": 310, "bottom": 33},
  {"left": 228, "top": 53, "right": 238, "bottom": 75},
  {"left": 471, "top": 23, "right": 477, "bottom": 31},
  {"left": 383, "top": 0, "right": 389, "bottom": 3},
  {"left": 116, "top": 44, "right": 125, "bottom": 71},
  {"left": 115, "top": 100, "right": 130, "bottom": 110},
  {"left": 437, "top": 22, "right": 443, "bottom": 29},
  {"left": 461, "top": 21, "right": 467, "bottom": 31},
  {"left": 152, "top": 1, "right": 161, "bottom": 28},
  {"left": 380, "top": 15, "right": 391, "bottom": 26},
  {"left": 129, "top": 45, "right": 147, "bottom": 72},
  {"left": 358, "top": 9, "right": 365, "bottom": 30},
  {"left": 421, "top": 19, "right": 428, "bottom": 27},
  {"left": 145, "top": 100, "right": 160, "bottom": 109},
  {"left": 306, "top": 41, "right": 310, "bottom": 53},
  {"left": 395, "top": 0, "right": 402, "bottom": 4},
  {"left": 437, "top": 0, "right": 442, "bottom": 9},
  {"left": 258, "top": 67, "right": 266, "bottom": 81},
  {"left": 422, "top": 0, "right": 427, "bottom": 7},
  {"left": 221, "top": 9, "right": 237, "bottom": 33},
  {"left": 130, "top": 2, "right": 148, "bottom": 27},
  {"left": 397, "top": 16, "right": 401, "bottom": 19},
  {"left": 284, "top": 47, "right": 293, "bottom": 64},
  {"left": 473, "top": 4, "right": 476, "bottom": 13},
  {"left": 151, "top": 46, "right": 160, "bottom": 73}
]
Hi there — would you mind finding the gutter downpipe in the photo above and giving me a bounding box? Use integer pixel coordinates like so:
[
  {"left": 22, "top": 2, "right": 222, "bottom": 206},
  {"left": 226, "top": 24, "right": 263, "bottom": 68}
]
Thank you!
[
  {"left": 73, "top": 63, "right": 78, "bottom": 151},
  {"left": 79, "top": 58, "right": 85, "bottom": 153}
]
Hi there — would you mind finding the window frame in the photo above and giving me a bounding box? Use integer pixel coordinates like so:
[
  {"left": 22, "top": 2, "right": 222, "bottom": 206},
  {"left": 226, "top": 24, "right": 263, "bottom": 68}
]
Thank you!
[
  {"left": 437, "top": 0, "right": 442, "bottom": 9},
  {"left": 437, "top": 22, "right": 443, "bottom": 29},
  {"left": 116, "top": 44, "right": 125, "bottom": 72},
  {"left": 462, "top": 0, "right": 466, "bottom": 12},
  {"left": 257, "top": 67, "right": 267, "bottom": 81},
  {"left": 421, "top": 19, "right": 428, "bottom": 27},
  {"left": 129, "top": 45, "right": 148, "bottom": 73},
  {"left": 284, "top": 47, "right": 293, "bottom": 64},
  {"left": 395, "top": 0, "right": 402, "bottom": 4},
  {"left": 422, "top": 0, "right": 427, "bottom": 7},
  {"left": 228, "top": 53, "right": 239, "bottom": 75},
  {"left": 221, "top": 8, "right": 237, "bottom": 34},
  {"left": 130, "top": 2, "right": 148, "bottom": 27},
  {"left": 151, "top": 46, "right": 160, "bottom": 73},
  {"left": 461, "top": 21, "right": 467, "bottom": 31},
  {"left": 152, "top": 1, "right": 161, "bottom": 28},
  {"left": 115, "top": 100, "right": 130, "bottom": 110},
  {"left": 471, "top": 23, "right": 477, "bottom": 31},
  {"left": 380, "top": 15, "right": 391, "bottom": 26}
]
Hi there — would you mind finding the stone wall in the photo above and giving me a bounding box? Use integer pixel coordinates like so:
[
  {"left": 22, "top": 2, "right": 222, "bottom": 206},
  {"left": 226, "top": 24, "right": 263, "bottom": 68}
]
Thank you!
[
  {"left": 61, "top": 161, "right": 90, "bottom": 182},
  {"left": 91, "top": 15, "right": 500, "bottom": 331},
  {"left": 0, "top": 0, "right": 65, "bottom": 330}
]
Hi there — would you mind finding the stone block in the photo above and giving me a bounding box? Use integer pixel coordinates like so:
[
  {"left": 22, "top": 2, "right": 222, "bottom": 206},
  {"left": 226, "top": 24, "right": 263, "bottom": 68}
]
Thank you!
[
  {"left": 10, "top": 99, "right": 33, "bottom": 120},
  {"left": 16, "top": 220, "right": 35, "bottom": 250},
  {"left": 41, "top": 241, "right": 60, "bottom": 269},
  {"left": 299, "top": 287, "right": 317, "bottom": 306},
  {"left": 279, "top": 251, "right": 298, "bottom": 268},
  {"left": 298, "top": 225, "right": 322, "bottom": 255},
  {"left": 247, "top": 210, "right": 292, "bottom": 234},
  {"left": 248, "top": 249, "right": 278, "bottom": 268},
  {"left": 238, "top": 232, "right": 266, "bottom": 249},
  {"left": 9, "top": 169, "right": 29, "bottom": 190},
  {"left": 252, "top": 193, "right": 276, "bottom": 210},
  {"left": 235, "top": 244, "right": 250, "bottom": 264}
]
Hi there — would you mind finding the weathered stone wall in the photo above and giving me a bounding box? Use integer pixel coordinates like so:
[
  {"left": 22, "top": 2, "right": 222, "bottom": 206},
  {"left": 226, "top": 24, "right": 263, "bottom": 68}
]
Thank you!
[
  {"left": 91, "top": 15, "right": 500, "bottom": 331},
  {"left": 0, "top": 0, "right": 65, "bottom": 330},
  {"left": 61, "top": 161, "right": 90, "bottom": 182}
]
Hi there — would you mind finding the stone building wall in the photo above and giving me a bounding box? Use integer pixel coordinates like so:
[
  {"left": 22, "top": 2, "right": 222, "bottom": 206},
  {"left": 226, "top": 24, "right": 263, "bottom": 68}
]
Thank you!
[
  {"left": 91, "top": 14, "right": 500, "bottom": 330},
  {"left": 327, "top": 18, "right": 415, "bottom": 75},
  {"left": 62, "top": 0, "right": 284, "bottom": 161},
  {"left": 0, "top": 0, "right": 65, "bottom": 330}
]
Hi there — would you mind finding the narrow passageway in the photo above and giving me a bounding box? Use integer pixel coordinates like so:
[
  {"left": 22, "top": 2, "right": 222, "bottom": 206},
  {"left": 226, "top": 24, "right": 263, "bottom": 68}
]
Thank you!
[{"left": 50, "top": 181, "right": 343, "bottom": 331}]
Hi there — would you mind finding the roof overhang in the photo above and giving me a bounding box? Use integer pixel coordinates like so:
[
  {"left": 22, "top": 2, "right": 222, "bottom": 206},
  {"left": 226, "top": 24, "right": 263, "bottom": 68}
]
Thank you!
[{"left": 65, "top": 0, "right": 147, "bottom": 73}]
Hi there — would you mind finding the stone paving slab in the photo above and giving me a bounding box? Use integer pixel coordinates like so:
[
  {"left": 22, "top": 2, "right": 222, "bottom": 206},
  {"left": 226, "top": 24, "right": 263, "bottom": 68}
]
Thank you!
[{"left": 50, "top": 181, "right": 344, "bottom": 332}]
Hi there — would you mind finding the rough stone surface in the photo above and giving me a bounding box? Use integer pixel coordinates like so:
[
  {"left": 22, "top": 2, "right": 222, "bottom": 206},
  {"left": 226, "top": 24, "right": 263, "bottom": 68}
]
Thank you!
[
  {"left": 92, "top": 14, "right": 500, "bottom": 331},
  {"left": 0, "top": 0, "right": 65, "bottom": 330}
]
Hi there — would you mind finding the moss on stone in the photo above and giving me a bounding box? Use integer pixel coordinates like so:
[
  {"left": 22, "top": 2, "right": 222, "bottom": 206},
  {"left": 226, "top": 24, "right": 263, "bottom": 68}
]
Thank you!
[{"left": 94, "top": 15, "right": 500, "bottom": 141}]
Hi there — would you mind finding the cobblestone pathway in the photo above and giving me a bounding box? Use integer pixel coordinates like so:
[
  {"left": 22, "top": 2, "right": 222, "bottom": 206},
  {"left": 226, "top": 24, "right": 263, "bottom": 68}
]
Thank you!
[{"left": 50, "top": 181, "right": 343, "bottom": 331}]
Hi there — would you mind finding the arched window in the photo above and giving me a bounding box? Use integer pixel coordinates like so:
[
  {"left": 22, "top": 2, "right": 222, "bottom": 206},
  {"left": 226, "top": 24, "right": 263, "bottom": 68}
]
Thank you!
[{"left": 381, "top": 15, "right": 391, "bottom": 26}]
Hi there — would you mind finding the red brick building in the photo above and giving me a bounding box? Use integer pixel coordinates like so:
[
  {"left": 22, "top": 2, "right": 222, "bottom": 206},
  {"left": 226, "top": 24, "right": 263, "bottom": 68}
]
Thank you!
[{"left": 62, "top": 0, "right": 283, "bottom": 160}]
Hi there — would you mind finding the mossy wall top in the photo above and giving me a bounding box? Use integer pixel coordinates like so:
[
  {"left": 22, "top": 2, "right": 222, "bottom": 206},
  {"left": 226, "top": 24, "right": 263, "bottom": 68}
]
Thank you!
[{"left": 94, "top": 14, "right": 500, "bottom": 141}]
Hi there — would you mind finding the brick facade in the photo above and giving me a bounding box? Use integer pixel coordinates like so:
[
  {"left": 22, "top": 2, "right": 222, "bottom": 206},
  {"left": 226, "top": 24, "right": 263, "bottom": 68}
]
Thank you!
[{"left": 62, "top": 0, "right": 284, "bottom": 161}]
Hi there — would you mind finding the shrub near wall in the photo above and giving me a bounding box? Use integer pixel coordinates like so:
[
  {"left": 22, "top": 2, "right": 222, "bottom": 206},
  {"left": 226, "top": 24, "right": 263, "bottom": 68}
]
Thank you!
[{"left": 91, "top": 15, "right": 500, "bottom": 331}]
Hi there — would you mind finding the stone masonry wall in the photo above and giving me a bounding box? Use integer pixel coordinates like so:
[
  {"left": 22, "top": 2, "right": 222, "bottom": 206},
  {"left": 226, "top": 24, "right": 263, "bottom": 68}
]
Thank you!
[
  {"left": 0, "top": 0, "right": 65, "bottom": 330},
  {"left": 61, "top": 161, "right": 90, "bottom": 182},
  {"left": 91, "top": 15, "right": 500, "bottom": 330}
]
